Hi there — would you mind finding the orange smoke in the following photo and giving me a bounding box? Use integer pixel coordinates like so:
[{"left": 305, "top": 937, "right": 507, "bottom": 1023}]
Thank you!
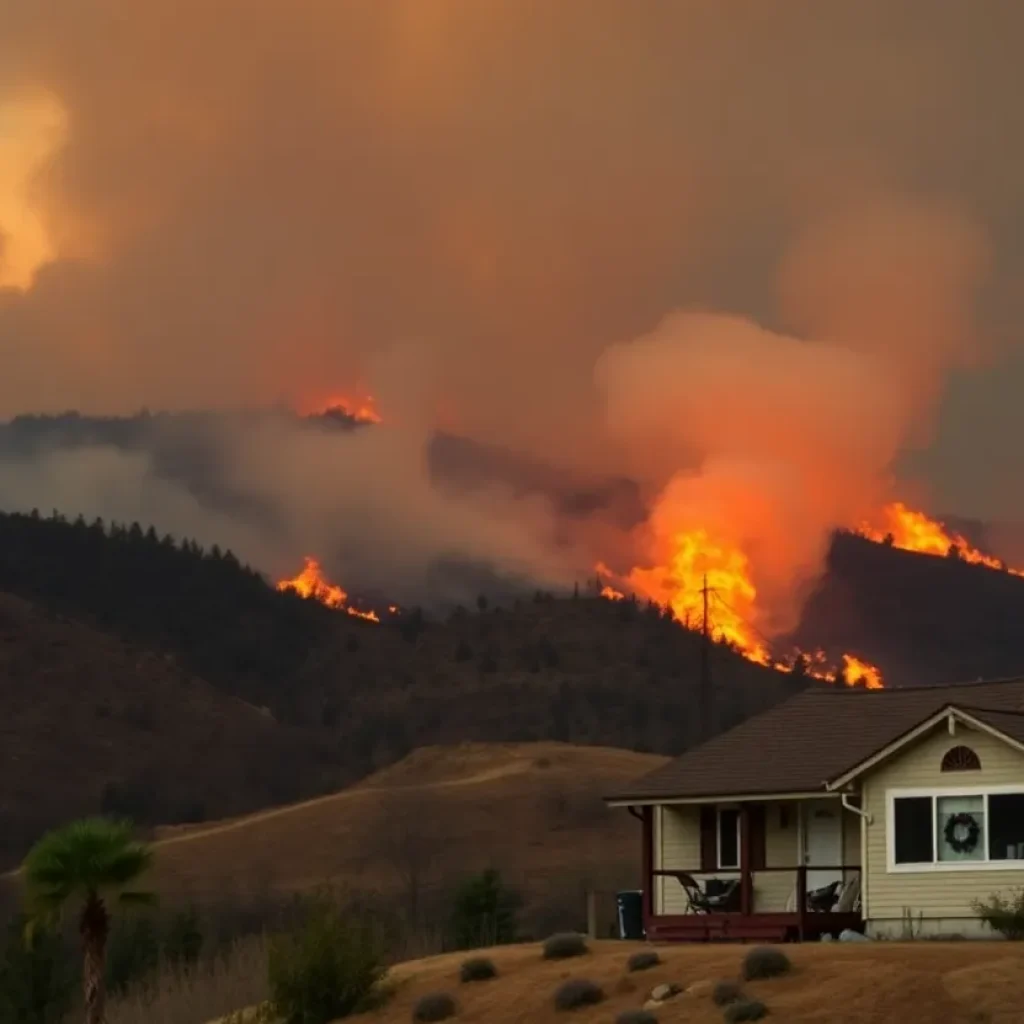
[
  {"left": 859, "top": 502, "right": 1023, "bottom": 576},
  {"left": 302, "top": 393, "right": 382, "bottom": 424},
  {"left": 277, "top": 556, "right": 381, "bottom": 622}
]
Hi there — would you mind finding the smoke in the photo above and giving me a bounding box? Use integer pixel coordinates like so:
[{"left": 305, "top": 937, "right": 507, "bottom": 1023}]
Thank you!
[{"left": 596, "top": 198, "right": 990, "bottom": 634}]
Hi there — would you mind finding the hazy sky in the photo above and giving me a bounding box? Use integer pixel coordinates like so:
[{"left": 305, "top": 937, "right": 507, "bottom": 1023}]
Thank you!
[{"left": 2, "top": 1, "right": 1024, "bottom": 519}]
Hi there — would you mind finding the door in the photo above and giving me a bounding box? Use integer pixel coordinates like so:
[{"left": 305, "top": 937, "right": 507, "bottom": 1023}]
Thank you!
[{"left": 803, "top": 800, "right": 843, "bottom": 893}]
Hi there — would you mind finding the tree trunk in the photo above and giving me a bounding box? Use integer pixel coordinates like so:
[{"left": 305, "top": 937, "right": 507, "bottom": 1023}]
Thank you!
[{"left": 80, "top": 894, "right": 109, "bottom": 1024}]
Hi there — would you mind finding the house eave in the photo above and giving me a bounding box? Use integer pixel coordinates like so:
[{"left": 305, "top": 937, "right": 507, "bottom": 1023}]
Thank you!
[{"left": 606, "top": 789, "right": 835, "bottom": 808}]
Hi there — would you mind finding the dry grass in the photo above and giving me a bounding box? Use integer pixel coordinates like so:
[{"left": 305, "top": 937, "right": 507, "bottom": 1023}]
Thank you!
[
  {"left": 357, "top": 939, "right": 1024, "bottom": 1024},
  {"left": 106, "top": 934, "right": 269, "bottom": 1024}
]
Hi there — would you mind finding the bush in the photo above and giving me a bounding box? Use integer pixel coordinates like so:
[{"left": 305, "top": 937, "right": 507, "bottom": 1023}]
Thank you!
[
  {"left": 971, "top": 888, "right": 1024, "bottom": 940},
  {"left": 542, "top": 932, "right": 589, "bottom": 960},
  {"left": 164, "top": 907, "right": 204, "bottom": 966},
  {"left": 741, "top": 946, "right": 790, "bottom": 981},
  {"left": 626, "top": 950, "right": 661, "bottom": 973},
  {"left": 459, "top": 957, "right": 497, "bottom": 983},
  {"left": 712, "top": 979, "right": 744, "bottom": 1006},
  {"left": 413, "top": 993, "right": 457, "bottom": 1022},
  {"left": 106, "top": 915, "right": 161, "bottom": 995},
  {"left": 268, "top": 893, "right": 386, "bottom": 1024},
  {"left": 617, "top": 1012, "right": 657, "bottom": 1024},
  {"left": 0, "top": 916, "right": 75, "bottom": 1024},
  {"left": 724, "top": 999, "right": 768, "bottom": 1022},
  {"left": 448, "top": 869, "right": 521, "bottom": 950},
  {"left": 554, "top": 979, "right": 604, "bottom": 1011}
]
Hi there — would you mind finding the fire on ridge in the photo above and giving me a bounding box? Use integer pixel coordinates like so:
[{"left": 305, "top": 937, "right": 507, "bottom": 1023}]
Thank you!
[{"left": 276, "top": 556, "right": 387, "bottom": 623}]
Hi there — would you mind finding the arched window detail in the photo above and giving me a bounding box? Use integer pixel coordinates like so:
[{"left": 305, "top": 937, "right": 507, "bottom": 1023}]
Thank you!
[{"left": 941, "top": 745, "right": 981, "bottom": 772}]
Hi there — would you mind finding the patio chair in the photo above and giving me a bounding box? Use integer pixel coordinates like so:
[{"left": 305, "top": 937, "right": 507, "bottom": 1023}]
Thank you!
[
  {"left": 667, "top": 872, "right": 742, "bottom": 914},
  {"left": 834, "top": 876, "right": 861, "bottom": 914},
  {"left": 805, "top": 879, "right": 841, "bottom": 913}
]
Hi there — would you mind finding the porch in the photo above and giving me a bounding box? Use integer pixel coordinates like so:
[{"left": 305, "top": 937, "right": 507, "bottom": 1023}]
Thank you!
[{"left": 638, "top": 795, "right": 865, "bottom": 942}]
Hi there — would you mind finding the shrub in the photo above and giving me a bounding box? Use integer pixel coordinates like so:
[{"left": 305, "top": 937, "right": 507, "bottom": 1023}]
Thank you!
[
  {"left": 741, "top": 946, "right": 790, "bottom": 981},
  {"left": 0, "top": 916, "right": 75, "bottom": 1024},
  {"left": 617, "top": 1012, "right": 657, "bottom": 1024},
  {"left": 268, "top": 893, "right": 386, "bottom": 1024},
  {"left": 724, "top": 999, "right": 768, "bottom": 1022},
  {"left": 713, "top": 980, "right": 743, "bottom": 1006},
  {"left": 106, "top": 915, "right": 161, "bottom": 995},
  {"left": 164, "top": 907, "right": 204, "bottom": 966},
  {"left": 459, "top": 957, "right": 497, "bottom": 983},
  {"left": 971, "top": 888, "right": 1024, "bottom": 940},
  {"left": 627, "top": 950, "right": 661, "bottom": 973},
  {"left": 413, "top": 993, "right": 457, "bottom": 1022},
  {"left": 542, "top": 932, "right": 588, "bottom": 960},
  {"left": 554, "top": 979, "right": 604, "bottom": 1011},
  {"left": 448, "top": 868, "right": 521, "bottom": 950}
]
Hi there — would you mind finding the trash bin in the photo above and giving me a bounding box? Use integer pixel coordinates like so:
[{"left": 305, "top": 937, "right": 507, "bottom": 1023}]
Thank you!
[{"left": 616, "top": 890, "right": 645, "bottom": 940}]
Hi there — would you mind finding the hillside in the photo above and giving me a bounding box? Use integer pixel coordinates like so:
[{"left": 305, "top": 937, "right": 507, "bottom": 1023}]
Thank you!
[
  {"left": 145, "top": 742, "right": 665, "bottom": 932},
  {"left": 0, "top": 592, "right": 347, "bottom": 867}
]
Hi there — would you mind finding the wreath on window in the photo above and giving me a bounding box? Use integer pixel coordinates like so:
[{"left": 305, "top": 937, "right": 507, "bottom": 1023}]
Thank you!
[{"left": 944, "top": 812, "right": 981, "bottom": 854}]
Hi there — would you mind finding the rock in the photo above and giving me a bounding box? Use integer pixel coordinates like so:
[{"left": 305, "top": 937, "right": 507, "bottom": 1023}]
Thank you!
[
  {"left": 650, "top": 983, "right": 682, "bottom": 1002},
  {"left": 820, "top": 933, "right": 834, "bottom": 942},
  {"left": 839, "top": 928, "right": 871, "bottom": 942},
  {"left": 685, "top": 979, "right": 714, "bottom": 997},
  {"left": 643, "top": 999, "right": 663, "bottom": 1011}
]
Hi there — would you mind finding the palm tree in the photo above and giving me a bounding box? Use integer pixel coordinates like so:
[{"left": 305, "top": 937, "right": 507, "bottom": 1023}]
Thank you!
[{"left": 24, "top": 818, "right": 154, "bottom": 1024}]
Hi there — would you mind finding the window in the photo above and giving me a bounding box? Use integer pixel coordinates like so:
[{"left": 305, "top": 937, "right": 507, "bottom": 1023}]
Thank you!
[
  {"left": 941, "top": 746, "right": 981, "bottom": 772},
  {"left": 890, "top": 788, "right": 1024, "bottom": 869},
  {"left": 717, "top": 808, "right": 741, "bottom": 869}
]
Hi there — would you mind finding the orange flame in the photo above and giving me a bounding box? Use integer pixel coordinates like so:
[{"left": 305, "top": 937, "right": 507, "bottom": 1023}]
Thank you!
[
  {"left": 859, "top": 502, "right": 1023, "bottom": 576},
  {"left": 303, "top": 393, "right": 382, "bottom": 424},
  {"left": 276, "top": 556, "right": 381, "bottom": 622},
  {"left": 842, "top": 653, "right": 884, "bottom": 691}
]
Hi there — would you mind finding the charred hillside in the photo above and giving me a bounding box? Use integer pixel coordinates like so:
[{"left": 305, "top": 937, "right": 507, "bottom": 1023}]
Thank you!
[{"left": 795, "top": 530, "right": 1024, "bottom": 687}]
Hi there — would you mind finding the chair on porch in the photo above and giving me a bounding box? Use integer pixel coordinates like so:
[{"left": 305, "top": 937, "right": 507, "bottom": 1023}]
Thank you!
[{"left": 667, "top": 872, "right": 742, "bottom": 914}]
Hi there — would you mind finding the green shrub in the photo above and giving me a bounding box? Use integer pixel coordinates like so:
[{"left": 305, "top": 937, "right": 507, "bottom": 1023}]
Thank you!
[
  {"left": 164, "top": 907, "right": 203, "bottom": 966},
  {"left": 542, "top": 932, "right": 588, "bottom": 960},
  {"left": 712, "top": 980, "right": 743, "bottom": 1006},
  {"left": 617, "top": 1012, "right": 657, "bottom": 1024},
  {"left": 741, "top": 946, "right": 790, "bottom": 981},
  {"left": 106, "top": 915, "right": 160, "bottom": 995},
  {"left": 0, "top": 916, "right": 75, "bottom": 1024},
  {"left": 413, "top": 993, "right": 457, "bottom": 1022},
  {"left": 626, "top": 950, "right": 661, "bottom": 972},
  {"left": 724, "top": 999, "right": 768, "bottom": 1022},
  {"left": 554, "top": 978, "right": 604, "bottom": 1011},
  {"left": 448, "top": 869, "right": 521, "bottom": 950},
  {"left": 971, "top": 888, "right": 1024, "bottom": 940},
  {"left": 459, "top": 957, "right": 497, "bottom": 983},
  {"left": 268, "top": 893, "right": 386, "bottom": 1024}
]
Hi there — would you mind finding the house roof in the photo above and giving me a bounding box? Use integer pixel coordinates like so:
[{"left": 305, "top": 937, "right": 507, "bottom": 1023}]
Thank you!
[{"left": 607, "top": 678, "right": 1024, "bottom": 804}]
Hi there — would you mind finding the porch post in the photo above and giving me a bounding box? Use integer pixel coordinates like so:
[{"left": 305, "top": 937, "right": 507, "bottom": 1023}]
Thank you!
[
  {"left": 642, "top": 806, "right": 654, "bottom": 926},
  {"left": 740, "top": 803, "right": 752, "bottom": 916}
]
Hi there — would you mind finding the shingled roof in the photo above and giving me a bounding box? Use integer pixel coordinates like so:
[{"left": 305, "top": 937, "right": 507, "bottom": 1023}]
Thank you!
[{"left": 608, "top": 678, "right": 1024, "bottom": 803}]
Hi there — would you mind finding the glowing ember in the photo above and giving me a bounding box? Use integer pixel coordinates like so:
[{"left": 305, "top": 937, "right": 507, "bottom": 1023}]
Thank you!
[
  {"left": 859, "top": 502, "right": 1023, "bottom": 576},
  {"left": 277, "top": 556, "right": 381, "bottom": 622},
  {"left": 304, "top": 393, "right": 382, "bottom": 424}
]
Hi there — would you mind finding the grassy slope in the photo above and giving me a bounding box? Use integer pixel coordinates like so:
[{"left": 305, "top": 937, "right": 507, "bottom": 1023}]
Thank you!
[
  {"left": 147, "top": 743, "right": 666, "bottom": 917},
  {"left": 364, "top": 939, "right": 1023, "bottom": 1024}
]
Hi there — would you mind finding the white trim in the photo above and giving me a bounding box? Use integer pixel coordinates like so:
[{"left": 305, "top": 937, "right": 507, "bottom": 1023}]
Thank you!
[
  {"left": 886, "top": 784, "right": 1024, "bottom": 874},
  {"left": 716, "top": 807, "right": 742, "bottom": 870},
  {"left": 607, "top": 791, "right": 838, "bottom": 808},
  {"left": 828, "top": 706, "right": 1024, "bottom": 791},
  {"left": 653, "top": 805, "right": 663, "bottom": 914}
]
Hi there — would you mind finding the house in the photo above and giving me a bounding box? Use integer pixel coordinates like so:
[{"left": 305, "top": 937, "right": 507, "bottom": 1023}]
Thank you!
[{"left": 607, "top": 678, "right": 1024, "bottom": 942}]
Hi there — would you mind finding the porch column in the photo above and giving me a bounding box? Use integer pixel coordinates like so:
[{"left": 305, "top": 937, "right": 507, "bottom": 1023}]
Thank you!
[
  {"left": 642, "top": 806, "right": 654, "bottom": 924},
  {"left": 740, "top": 803, "right": 752, "bottom": 915}
]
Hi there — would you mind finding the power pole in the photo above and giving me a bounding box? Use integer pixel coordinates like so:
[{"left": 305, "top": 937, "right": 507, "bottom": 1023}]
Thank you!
[{"left": 699, "top": 573, "right": 712, "bottom": 741}]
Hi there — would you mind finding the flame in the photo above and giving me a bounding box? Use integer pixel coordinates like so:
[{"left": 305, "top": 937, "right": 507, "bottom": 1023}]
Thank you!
[
  {"left": 276, "top": 556, "right": 381, "bottom": 622},
  {"left": 842, "top": 653, "right": 884, "bottom": 691},
  {"left": 859, "top": 501, "right": 1023, "bottom": 576},
  {"left": 595, "top": 561, "right": 625, "bottom": 601},
  {"left": 303, "top": 393, "right": 382, "bottom": 424}
]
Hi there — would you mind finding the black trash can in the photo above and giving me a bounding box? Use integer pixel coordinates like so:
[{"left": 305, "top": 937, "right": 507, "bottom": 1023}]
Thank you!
[{"left": 616, "top": 890, "right": 645, "bottom": 940}]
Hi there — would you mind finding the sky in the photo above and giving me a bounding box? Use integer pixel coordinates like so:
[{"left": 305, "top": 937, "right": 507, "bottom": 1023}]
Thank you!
[{"left": 2, "top": 1, "right": 1024, "bottom": 522}]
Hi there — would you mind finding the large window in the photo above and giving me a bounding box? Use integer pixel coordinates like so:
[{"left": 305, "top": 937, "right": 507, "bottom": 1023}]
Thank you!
[
  {"left": 890, "top": 788, "right": 1024, "bottom": 869},
  {"left": 717, "top": 808, "right": 741, "bottom": 869}
]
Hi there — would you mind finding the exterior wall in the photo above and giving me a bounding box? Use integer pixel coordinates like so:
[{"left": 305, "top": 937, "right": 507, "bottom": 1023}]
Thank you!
[
  {"left": 659, "top": 805, "right": 701, "bottom": 914},
  {"left": 862, "top": 723, "right": 1024, "bottom": 937},
  {"left": 759, "top": 802, "right": 800, "bottom": 912}
]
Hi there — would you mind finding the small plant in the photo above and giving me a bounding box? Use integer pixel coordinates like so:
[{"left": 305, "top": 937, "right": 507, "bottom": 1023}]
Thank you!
[
  {"left": 413, "top": 992, "right": 457, "bottom": 1022},
  {"left": 627, "top": 950, "right": 661, "bottom": 972},
  {"left": 971, "top": 888, "right": 1024, "bottom": 940},
  {"left": 459, "top": 957, "right": 497, "bottom": 983},
  {"left": 448, "top": 868, "right": 521, "bottom": 950},
  {"left": 724, "top": 999, "right": 768, "bottom": 1022},
  {"left": 741, "top": 946, "right": 790, "bottom": 981},
  {"left": 0, "top": 915, "right": 75, "bottom": 1024},
  {"left": 617, "top": 1012, "right": 657, "bottom": 1024},
  {"left": 554, "top": 978, "right": 604, "bottom": 1011},
  {"left": 543, "top": 932, "right": 589, "bottom": 960},
  {"left": 713, "top": 979, "right": 744, "bottom": 1006}
]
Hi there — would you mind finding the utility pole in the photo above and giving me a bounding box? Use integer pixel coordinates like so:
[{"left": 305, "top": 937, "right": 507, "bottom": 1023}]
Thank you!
[{"left": 699, "top": 573, "right": 712, "bottom": 741}]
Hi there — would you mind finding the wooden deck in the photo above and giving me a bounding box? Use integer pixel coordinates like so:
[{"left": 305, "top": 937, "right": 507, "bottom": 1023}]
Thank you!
[{"left": 645, "top": 909, "right": 864, "bottom": 943}]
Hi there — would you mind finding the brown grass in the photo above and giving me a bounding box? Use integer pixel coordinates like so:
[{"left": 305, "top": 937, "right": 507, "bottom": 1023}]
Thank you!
[{"left": 358, "top": 939, "right": 1024, "bottom": 1024}]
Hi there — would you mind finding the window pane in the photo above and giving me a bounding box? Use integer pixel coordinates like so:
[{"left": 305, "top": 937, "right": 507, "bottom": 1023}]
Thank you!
[
  {"left": 719, "top": 809, "right": 739, "bottom": 868},
  {"left": 893, "top": 797, "right": 934, "bottom": 864},
  {"left": 989, "top": 794, "right": 1024, "bottom": 860},
  {"left": 936, "top": 795, "right": 985, "bottom": 862}
]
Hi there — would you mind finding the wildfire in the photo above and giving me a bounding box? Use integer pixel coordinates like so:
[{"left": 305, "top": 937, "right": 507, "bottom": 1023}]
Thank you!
[
  {"left": 276, "top": 556, "right": 381, "bottom": 622},
  {"left": 843, "top": 653, "right": 884, "bottom": 691},
  {"left": 859, "top": 502, "right": 1023, "bottom": 576},
  {"left": 304, "top": 393, "right": 382, "bottom": 424}
]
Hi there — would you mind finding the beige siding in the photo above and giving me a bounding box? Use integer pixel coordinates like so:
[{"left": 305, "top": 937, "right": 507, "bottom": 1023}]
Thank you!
[
  {"left": 862, "top": 723, "right": 1024, "bottom": 936},
  {"left": 759, "top": 802, "right": 800, "bottom": 912},
  {"left": 659, "top": 805, "right": 700, "bottom": 914}
]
